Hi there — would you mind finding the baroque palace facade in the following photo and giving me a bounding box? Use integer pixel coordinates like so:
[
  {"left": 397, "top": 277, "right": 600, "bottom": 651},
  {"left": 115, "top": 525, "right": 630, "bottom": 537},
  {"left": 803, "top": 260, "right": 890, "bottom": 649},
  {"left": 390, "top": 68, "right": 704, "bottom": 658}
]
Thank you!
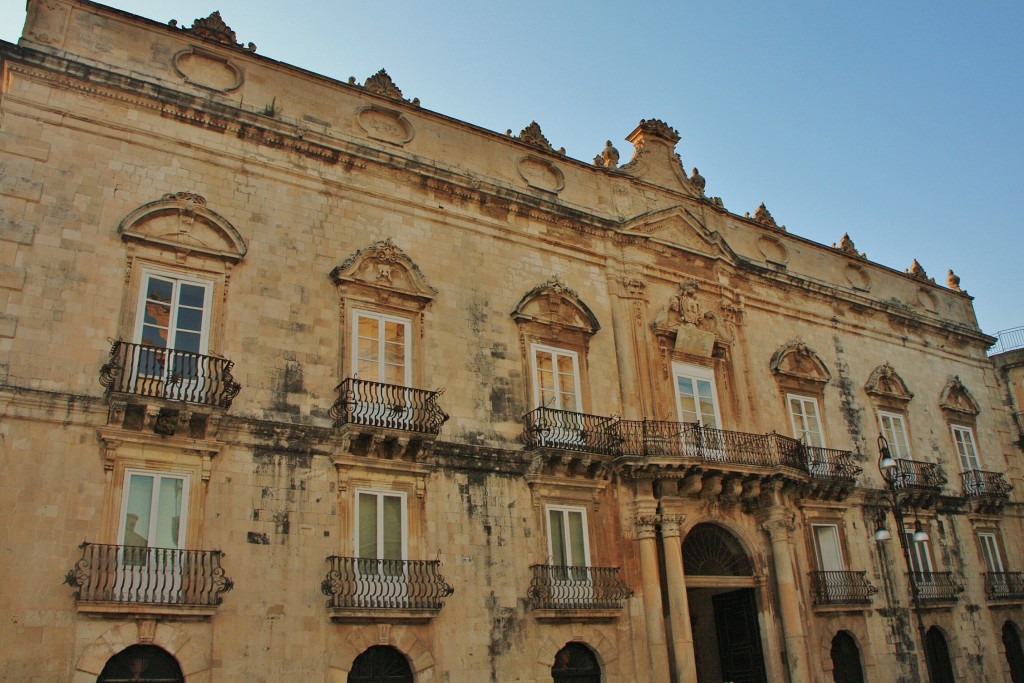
[{"left": 1, "top": 2, "right": 1022, "bottom": 681}]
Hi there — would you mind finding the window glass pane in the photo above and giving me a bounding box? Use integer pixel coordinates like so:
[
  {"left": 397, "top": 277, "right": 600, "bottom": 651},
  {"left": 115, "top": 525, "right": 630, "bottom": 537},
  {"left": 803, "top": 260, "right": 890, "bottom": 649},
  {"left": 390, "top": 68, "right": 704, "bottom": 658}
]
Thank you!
[
  {"left": 154, "top": 477, "right": 184, "bottom": 548},
  {"left": 384, "top": 321, "right": 405, "bottom": 345},
  {"left": 382, "top": 496, "right": 402, "bottom": 561},
  {"left": 141, "top": 325, "right": 169, "bottom": 349},
  {"left": 178, "top": 283, "right": 206, "bottom": 309},
  {"left": 174, "top": 331, "right": 201, "bottom": 354},
  {"left": 676, "top": 377, "right": 697, "bottom": 423},
  {"left": 814, "top": 525, "right": 844, "bottom": 571},
  {"left": 146, "top": 278, "right": 174, "bottom": 305},
  {"left": 567, "top": 511, "right": 586, "bottom": 567},
  {"left": 953, "top": 427, "right": 979, "bottom": 470},
  {"left": 124, "top": 474, "right": 154, "bottom": 547},
  {"left": 696, "top": 380, "right": 718, "bottom": 428},
  {"left": 549, "top": 510, "right": 567, "bottom": 565},
  {"left": 358, "top": 493, "right": 378, "bottom": 559},
  {"left": 882, "top": 413, "right": 911, "bottom": 458},
  {"left": 176, "top": 307, "right": 204, "bottom": 334},
  {"left": 979, "top": 534, "right": 1003, "bottom": 572}
]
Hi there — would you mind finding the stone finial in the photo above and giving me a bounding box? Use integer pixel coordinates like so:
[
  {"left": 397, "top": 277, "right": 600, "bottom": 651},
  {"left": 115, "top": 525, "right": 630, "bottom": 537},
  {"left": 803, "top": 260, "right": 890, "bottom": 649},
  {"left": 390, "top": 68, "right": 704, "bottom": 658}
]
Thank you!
[
  {"left": 946, "top": 269, "right": 962, "bottom": 292},
  {"left": 689, "top": 168, "right": 706, "bottom": 196},
  {"left": 907, "top": 259, "right": 930, "bottom": 281},
  {"left": 833, "top": 233, "right": 866, "bottom": 259},
  {"left": 752, "top": 203, "right": 784, "bottom": 231},
  {"left": 511, "top": 122, "right": 554, "bottom": 152},
  {"left": 171, "top": 11, "right": 256, "bottom": 52},
  {"left": 595, "top": 140, "right": 620, "bottom": 169}
]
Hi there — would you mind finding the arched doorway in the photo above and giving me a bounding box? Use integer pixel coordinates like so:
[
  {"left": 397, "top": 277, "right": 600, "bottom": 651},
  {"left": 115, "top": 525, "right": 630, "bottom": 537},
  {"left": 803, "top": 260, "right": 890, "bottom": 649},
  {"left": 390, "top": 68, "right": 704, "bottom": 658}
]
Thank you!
[
  {"left": 925, "top": 626, "right": 956, "bottom": 683},
  {"left": 551, "top": 642, "right": 601, "bottom": 683},
  {"left": 348, "top": 646, "right": 413, "bottom": 683},
  {"left": 1004, "top": 621, "right": 1024, "bottom": 683},
  {"left": 97, "top": 645, "right": 183, "bottom": 683},
  {"left": 682, "top": 522, "right": 767, "bottom": 683},
  {"left": 830, "top": 630, "right": 865, "bottom": 683}
]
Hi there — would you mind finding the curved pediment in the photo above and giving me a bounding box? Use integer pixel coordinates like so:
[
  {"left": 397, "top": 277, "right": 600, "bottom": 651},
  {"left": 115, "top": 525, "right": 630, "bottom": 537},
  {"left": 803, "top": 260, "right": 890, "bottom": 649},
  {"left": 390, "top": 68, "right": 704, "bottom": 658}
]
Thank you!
[
  {"left": 939, "top": 376, "right": 980, "bottom": 417},
  {"left": 118, "top": 192, "right": 247, "bottom": 262},
  {"left": 770, "top": 340, "right": 831, "bottom": 385},
  {"left": 511, "top": 275, "right": 600, "bottom": 336},
  {"left": 865, "top": 363, "right": 914, "bottom": 403},
  {"left": 330, "top": 238, "right": 437, "bottom": 303},
  {"left": 621, "top": 206, "right": 738, "bottom": 264}
]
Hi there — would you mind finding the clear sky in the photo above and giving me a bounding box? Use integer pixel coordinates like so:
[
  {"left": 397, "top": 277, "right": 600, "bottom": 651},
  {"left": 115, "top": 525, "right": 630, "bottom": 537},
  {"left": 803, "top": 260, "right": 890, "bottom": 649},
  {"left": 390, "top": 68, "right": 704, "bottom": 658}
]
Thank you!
[{"left": 3, "top": 1, "right": 1021, "bottom": 337}]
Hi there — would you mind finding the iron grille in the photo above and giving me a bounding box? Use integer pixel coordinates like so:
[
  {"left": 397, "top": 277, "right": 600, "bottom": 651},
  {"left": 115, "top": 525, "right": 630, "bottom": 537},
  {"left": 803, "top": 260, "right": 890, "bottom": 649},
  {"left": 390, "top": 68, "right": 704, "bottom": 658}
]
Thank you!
[
  {"left": 528, "top": 564, "right": 632, "bottom": 610},
  {"left": 64, "top": 542, "right": 233, "bottom": 606},
  {"left": 890, "top": 459, "right": 946, "bottom": 492},
  {"left": 329, "top": 378, "right": 448, "bottom": 434},
  {"left": 802, "top": 446, "right": 862, "bottom": 482},
  {"left": 321, "top": 556, "right": 454, "bottom": 610},
  {"left": 910, "top": 572, "right": 963, "bottom": 602},
  {"left": 961, "top": 470, "right": 1013, "bottom": 498},
  {"left": 99, "top": 340, "right": 241, "bottom": 408},
  {"left": 984, "top": 572, "right": 1024, "bottom": 600},
  {"left": 521, "top": 407, "right": 621, "bottom": 456},
  {"left": 809, "top": 570, "right": 877, "bottom": 606}
]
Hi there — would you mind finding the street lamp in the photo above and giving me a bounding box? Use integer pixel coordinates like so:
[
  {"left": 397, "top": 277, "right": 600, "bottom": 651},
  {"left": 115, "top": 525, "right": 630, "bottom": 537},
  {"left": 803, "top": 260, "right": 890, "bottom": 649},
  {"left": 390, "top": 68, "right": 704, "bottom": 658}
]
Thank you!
[{"left": 875, "top": 433, "right": 935, "bottom": 683}]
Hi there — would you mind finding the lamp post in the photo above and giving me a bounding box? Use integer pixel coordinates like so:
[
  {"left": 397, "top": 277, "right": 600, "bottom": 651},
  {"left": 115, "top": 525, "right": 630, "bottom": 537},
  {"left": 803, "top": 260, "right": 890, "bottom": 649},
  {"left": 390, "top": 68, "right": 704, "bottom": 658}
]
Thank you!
[{"left": 875, "top": 434, "right": 935, "bottom": 683}]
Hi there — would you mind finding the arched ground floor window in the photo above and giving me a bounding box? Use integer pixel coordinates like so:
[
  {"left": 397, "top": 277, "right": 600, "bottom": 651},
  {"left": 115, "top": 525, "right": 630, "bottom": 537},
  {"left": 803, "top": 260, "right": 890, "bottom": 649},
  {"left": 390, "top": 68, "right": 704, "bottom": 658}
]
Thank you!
[
  {"left": 348, "top": 645, "right": 413, "bottom": 683},
  {"left": 1004, "top": 621, "right": 1024, "bottom": 683},
  {"left": 551, "top": 642, "right": 600, "bottom": 683},
  {"left": 830, "top": 630, "right": 865, "bottom": 683},
  {"left": 925, "top": 626, "right": 956, "bottom": 683},
  {"left": 98, "top": 645, "right": 183, "bottom": 683}
]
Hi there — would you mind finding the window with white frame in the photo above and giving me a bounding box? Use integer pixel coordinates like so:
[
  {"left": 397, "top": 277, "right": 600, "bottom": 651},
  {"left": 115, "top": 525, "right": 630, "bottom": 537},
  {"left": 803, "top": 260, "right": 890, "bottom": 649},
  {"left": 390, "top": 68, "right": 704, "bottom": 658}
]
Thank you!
[
  {"left": 352, "top": 310, "right": 412, "bottom": 387},
  {"left": 879, "top": 411, "right": 912, "bottom": 458},
  {"left": 356, "top": 490, "right": 407, "bottom": 566},
  {"left": 789, "top": 395, "right": 824, "bottom": 447},
  {"left": 978, "top": 532, "right": 1005, "bottom": 574},
  {"left": 531, "top": 345, "right": 581, "bottom": 412},
  {"left": 812, "top": 524, "right": 846, "bottom": 572},
  {"left": 903, "top": 531, "right": 934, "bottom": 574},
  {"left": 133, "top": 270, "right": 213, "bottom": 396},
  {"left": 951, "top": 425, "right": 981, "bottom": 472},
  {"left": 547, "top": 505, "right": 590, "bottom": 581},
  {"left": 673, "top": 363, "right": 721, "bottom": 428}
]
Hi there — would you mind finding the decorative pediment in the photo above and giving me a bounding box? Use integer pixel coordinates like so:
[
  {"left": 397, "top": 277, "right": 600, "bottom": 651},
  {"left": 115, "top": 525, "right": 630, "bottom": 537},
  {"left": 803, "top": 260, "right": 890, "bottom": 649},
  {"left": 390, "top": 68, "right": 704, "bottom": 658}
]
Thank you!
[
  {"left": 865, "top": 363, "right": 914, "bottom": 403},
  {"left": 118, "top": 193, "right": 247, "bottom": 262},
  {"left": 621, "top": 206, "right": 738, "bottom": 264},
  {"left": 511, "top": 275, "right": 600, "bottom": 336},
  {"left": 618, "top": 119, "right": 702, "bottom": 197},
  {"left": 330, "top": 238, "right": 437, "bottom": 303},
  {"left": 770, "top": 341, "right": 831, "bottom": 385},
  {"left": 170, "top": 11, "right": 256, "bottom": 52},
  {"left": 939, "top": 376, "right": 980, "bottom": 417}
]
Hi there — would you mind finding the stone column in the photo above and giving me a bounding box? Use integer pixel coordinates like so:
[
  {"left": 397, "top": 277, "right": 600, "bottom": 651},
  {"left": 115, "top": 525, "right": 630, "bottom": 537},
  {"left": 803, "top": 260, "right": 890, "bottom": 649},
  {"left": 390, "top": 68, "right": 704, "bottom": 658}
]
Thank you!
[
  {"left": 636, "top": 514, "right": 672, "bottom": 682},
  {"left": 761, "top": 508, "right": 812, "bottom": 683},
  {"left": 661, "top": 515, "right": 698, "bottom": 683}
]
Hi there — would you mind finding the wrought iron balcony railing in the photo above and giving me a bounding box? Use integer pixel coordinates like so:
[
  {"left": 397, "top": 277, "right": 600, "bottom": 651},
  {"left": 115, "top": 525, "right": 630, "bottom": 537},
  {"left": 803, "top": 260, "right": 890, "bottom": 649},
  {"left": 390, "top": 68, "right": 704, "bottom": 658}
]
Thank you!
[
  {"left": 320, "top": 556, "right": 454, "bottom": 611},
  {"left": 64, "top": 542, "right": 233, "bottom": 607},
  {"left": 521, "top": 407, "right": 621, "bottom": 456},
  {"left": 618, "top": 420, "right": 804, "bottom": 468},
  {"left": 961, "top": 469, "right": 1013, "bottom": 498},
  {"left": 910, "top": 572, "right": 963, "bottom": 602},
  {"left": 890, "top": 459, "right": 946, "bottom": 492},
  {"left": 809, "top": 570, "right": 878, "bottom": 606},
  {"left": 329, "top": 378, "right": 449, "bottom": 435},
  {"left": 528, "top": 564, "right": 632, "bottom": 611},
  {"left": 99, "top": 340, "right": 241, "bottom": 408},
  {"left": 802, "top": 446, "right": 862, "bottom": 482},
  {"left": 984, "top": 572, "right": 1024, "bottom": 600}
]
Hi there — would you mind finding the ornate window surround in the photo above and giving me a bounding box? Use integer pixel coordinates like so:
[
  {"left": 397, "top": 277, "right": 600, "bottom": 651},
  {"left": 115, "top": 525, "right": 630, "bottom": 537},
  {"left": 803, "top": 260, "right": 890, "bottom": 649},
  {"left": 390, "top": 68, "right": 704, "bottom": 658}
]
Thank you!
[{"left": 771, "top": 340, "right": 832, "bottom": 444}]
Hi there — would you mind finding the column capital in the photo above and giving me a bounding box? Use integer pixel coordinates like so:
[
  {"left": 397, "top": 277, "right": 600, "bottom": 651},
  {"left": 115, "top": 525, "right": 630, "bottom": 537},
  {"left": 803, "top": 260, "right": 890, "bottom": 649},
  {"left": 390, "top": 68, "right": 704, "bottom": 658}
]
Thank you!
[
  {"left": 759, "top": 508, "right": 797, "bottom": 540},
  {"left": 659, "top": 514, "right": 686, "bottom": 538},
  {"left": 635, "top": 514, "right": 660, "bottom": 539}
]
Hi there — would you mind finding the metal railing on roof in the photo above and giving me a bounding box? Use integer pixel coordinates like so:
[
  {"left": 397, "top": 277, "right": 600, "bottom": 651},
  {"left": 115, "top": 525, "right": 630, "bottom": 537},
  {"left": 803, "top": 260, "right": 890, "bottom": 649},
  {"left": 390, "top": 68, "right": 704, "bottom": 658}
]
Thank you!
[{"left": 989, "top": 326, "right": 1024, "bottom": 355}]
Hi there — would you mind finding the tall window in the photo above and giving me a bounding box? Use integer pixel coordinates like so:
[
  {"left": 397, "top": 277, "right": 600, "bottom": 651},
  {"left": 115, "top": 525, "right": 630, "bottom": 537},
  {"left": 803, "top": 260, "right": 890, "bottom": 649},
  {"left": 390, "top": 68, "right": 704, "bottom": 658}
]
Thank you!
[
  {"left": 673, "top": 363, "right": 721, "bottom": 428},
  {"left": 547, "top": 505, "right": 590, "bottom": 581},
  {"left": 353, "top": 310, "right": 411, "bottom": 386},
  {"left": 119, "top": 470, "right": 189, "bottom": 553},
  {"left": 979, "top": 533, "right": 1005, "bottom": 573},
  {"left": 531, "top": 345, "right": 581, "bottom": 411},
  {"left": 812, "top": 524, "right": 845, "bottom": 572},
  {"left": 951, "top": 425, "right": 981, "bottom": 472},
  {"left": 356, "top": 490, "right": 406, "bottom": 565},
  {"left": 904, "top": 531, "right": 934, "bottom": 573},
  {"left": 788, "top": 395, "right": 824, "bottom": 447},
  {"left": 879, "top": 411, "right": 912, "bottom": 458}
]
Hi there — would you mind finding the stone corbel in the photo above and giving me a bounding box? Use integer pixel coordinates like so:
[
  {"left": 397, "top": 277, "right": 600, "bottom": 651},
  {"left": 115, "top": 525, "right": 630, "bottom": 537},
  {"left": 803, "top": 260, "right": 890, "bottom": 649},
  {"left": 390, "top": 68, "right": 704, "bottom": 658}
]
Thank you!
[
  {"left": 101, "top": 439, "right": 120, "bottom": 473},
  {"left": 415, "top": 476, "right": 426, "bottom": 499}
]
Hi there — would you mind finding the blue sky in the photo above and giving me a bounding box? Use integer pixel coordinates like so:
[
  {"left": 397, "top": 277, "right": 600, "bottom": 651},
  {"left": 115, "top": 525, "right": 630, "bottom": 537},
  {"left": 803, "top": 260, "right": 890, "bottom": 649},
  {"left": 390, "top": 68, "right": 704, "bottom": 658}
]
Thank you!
[{"left": 3, "top": 1, "right": 1021, "bottom": 336}]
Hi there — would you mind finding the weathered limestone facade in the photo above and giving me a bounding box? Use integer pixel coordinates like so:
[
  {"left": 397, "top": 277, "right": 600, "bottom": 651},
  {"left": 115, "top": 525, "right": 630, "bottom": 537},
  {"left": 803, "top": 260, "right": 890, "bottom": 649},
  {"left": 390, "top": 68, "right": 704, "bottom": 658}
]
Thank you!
[{"left": 1, "top": 2, "right": 1022, "bottom": 682}]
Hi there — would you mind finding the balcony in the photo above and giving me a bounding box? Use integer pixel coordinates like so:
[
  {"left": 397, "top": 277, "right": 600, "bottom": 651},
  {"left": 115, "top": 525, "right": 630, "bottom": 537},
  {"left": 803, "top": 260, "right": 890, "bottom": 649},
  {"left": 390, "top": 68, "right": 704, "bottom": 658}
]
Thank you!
[
  {"left": 321, "top": 556, "right": 454, "bottom": 622},
  {"left": 330, "top": 378, "right": 448, "bottom": 435},
  {"left": 64, "top": 542, "right": 233, "bottom": 616},
  {"left": 889, "top": 458, "right": 946, "bottom": 507},
  {"left": 910, "top": 572, "right": 963, "bottom": 603},
  {"left": 809, "top": 570, "right": 877, "bottom": 607},
  {"left": 961, "top": 470, "right": 1013, "bottom": 513},
  {"left": 984, "top": 572, "right": 1024, "bottom": 601},
  {"left": 521, "top": 407, "right": 621, "bottom": 457},
  {"left": 100, "top": 340, "right": 241, "bottom": 408},
  {"left": 528, "top": 564, "right": 632, "bottom": 620}
]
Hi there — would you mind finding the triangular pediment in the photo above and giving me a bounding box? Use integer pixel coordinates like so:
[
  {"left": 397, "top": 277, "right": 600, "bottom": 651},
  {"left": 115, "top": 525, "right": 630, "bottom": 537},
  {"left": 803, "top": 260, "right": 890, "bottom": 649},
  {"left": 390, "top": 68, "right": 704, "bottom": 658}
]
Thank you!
[
  {"left": 621, "top": 207, "right": 737, "bottom": 264},
  {"left": 939, "top": 376, "right": 980, "bottom": 417},
  {"left": 865, "top": 363, "right": 914, "bottom": 403},
  {"left": 771, "top": 340, "right": 831, "bottom": 385},
  {"left": 330, "top": 238, "right": 437, "bottom": 303}
]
